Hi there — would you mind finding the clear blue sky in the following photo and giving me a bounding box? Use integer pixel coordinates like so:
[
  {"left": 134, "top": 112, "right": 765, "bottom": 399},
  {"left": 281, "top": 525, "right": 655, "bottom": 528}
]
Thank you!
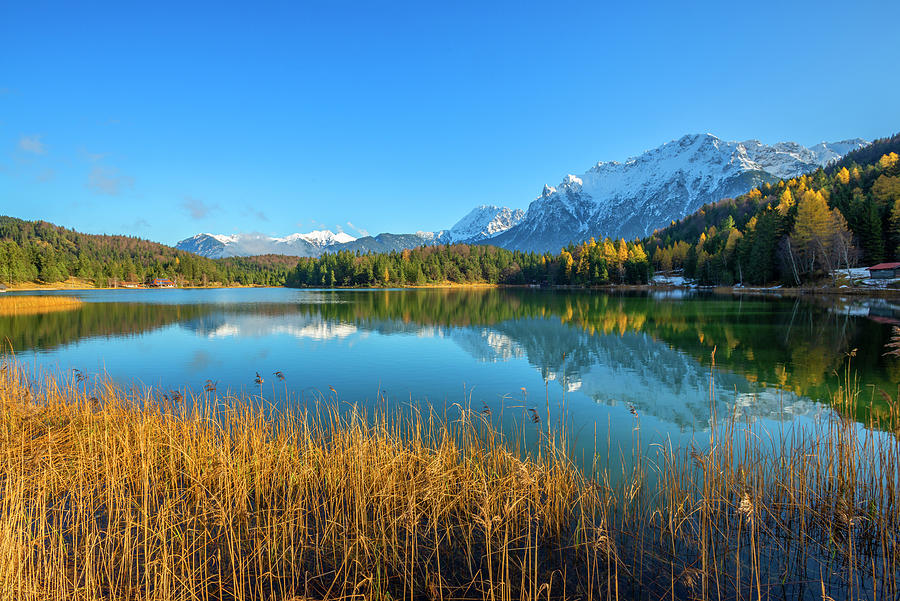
[{"left": 2, "top": 0, "right": 898, "bottom": 245}]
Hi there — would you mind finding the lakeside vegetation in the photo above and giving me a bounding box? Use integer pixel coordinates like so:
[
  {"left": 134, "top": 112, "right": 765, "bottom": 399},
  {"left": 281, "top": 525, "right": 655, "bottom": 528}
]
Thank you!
[
  {"left": 0, "top": 295, "right": 83, "bottom": 316},
  {"left": 0, "top": 216, "right": 298, "bottom": 287},
  {"left": 0, "top": 358, "right": 898, "bottom": 600}
]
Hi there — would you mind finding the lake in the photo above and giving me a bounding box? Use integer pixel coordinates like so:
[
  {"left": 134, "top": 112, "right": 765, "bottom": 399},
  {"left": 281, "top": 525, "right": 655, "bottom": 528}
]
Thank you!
[{"left": 3, "top": 287, "right": 898, "bottom": 459}]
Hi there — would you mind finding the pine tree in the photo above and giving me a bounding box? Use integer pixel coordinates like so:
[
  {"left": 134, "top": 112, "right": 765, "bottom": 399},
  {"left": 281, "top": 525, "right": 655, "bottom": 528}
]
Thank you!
[{"left": 859, "top": 202, "right": 886, "bottom": 264}]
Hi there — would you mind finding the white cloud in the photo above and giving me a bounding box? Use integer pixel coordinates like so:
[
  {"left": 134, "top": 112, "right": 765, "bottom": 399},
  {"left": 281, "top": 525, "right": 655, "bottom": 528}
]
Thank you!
[
  {"left": 181, "top": 196, "right": 220, "bottom": 219},
  {"left": 19, "top": 134, "right": 46, "bottom": 155},
  {"left": 347, "top": 221, "right": 370, "bottom": 237},
  {"left": 87, "top": 166, "right": 134, "bottom": 195}
]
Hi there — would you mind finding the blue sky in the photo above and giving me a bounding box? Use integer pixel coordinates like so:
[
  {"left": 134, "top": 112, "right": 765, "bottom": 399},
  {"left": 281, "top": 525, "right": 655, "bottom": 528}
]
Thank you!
[{"left": 2, "top": 0, "right": 898, "bottom": 245}]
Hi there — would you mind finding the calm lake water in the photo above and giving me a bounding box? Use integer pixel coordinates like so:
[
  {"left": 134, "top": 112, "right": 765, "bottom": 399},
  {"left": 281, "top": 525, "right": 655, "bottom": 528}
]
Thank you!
[{"left": 3, "top": 287, "right": 899, "bottom": 458}]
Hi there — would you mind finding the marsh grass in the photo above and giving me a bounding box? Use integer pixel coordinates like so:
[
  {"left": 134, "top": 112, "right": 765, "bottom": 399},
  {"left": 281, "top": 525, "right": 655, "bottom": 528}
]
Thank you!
[
  {"left": 0, "top": 295, "right": 83, "bottom": 316},
  {"left": 0, "top": 356, "right": 898, "bottom": 600}
]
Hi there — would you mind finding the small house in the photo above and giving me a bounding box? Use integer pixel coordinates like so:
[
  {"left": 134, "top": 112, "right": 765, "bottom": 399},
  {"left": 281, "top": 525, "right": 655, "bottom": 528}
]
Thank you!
[
  {"left": 152, "top": 278, "right": 176, "bottom": 288},
  {"left": 867, "top": 262, "right": 900, "bottom": 279},
  {"left": 0, "top": 283, "right": 6, "bottom": 292}
]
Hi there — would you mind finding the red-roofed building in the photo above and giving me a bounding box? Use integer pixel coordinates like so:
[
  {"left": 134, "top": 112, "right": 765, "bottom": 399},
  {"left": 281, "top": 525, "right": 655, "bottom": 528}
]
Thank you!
[{"left": 867, "top": 262, "right": 900, "bottom": 279}]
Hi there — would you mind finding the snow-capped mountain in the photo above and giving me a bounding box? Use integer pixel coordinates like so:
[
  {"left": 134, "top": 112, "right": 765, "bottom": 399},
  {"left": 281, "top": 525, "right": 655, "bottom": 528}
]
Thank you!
[
  {"left": 176, "top": 230, "right": 357, "bottom": 258},
  {"left": 489, "top": 134, "right": 868, "bottom": 253},
  {"left": 176, "top": 205, "right": 523, "bottom": 258},
  {"left": 436, "top": 205, "right": 525, "bottom": 243},
  {"left": 176, "top": 133, "right": 867, "bottom": 258}
]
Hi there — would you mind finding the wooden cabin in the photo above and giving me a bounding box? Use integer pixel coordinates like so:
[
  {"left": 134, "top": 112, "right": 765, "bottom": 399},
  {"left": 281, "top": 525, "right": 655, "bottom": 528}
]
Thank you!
[{"left": 867, "top": 262, "right": 900, "bottom": 279}]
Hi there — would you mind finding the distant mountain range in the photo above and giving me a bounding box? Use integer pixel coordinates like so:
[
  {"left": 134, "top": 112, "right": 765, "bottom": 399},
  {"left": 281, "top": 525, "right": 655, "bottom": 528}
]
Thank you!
[
  {"left": 177, "top": 134, "right": 867, "bottom": 258},
  {"left": 177, "top": 205, "right": 525, "bottom": 258}
]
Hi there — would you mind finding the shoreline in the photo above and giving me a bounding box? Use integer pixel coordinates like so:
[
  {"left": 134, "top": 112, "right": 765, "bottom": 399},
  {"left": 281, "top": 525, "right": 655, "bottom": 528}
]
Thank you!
[{"left": 6, "top": 278, "right": 900, "bottom": 300}]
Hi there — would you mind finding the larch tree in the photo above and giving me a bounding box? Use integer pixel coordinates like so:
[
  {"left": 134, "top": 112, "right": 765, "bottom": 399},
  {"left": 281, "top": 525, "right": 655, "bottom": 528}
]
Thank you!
[{"left": 791, "top": 189, "right": 835, "bottom": 277}]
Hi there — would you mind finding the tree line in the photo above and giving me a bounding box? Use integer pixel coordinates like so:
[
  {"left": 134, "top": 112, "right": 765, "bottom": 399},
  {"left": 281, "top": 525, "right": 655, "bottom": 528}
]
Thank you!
[
  {"left": 0, "top": 217, "right": 297, "bottom": 287},
  {"left": 284, "top": 238, "right": 653, "bottom": 288}
]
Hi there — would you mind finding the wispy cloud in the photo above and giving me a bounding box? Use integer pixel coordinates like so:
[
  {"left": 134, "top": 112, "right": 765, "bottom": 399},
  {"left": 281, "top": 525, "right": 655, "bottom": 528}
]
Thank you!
[
  {"left": 78, "top": 147, "right": 108, "bottom": 163},
  {"left": 87, "top": 166, "right": 134, "bottom": 195},
  {"left": 181, "top": 196, "right": 220, "bottom": 220},
  {"left": 123, "top": 218, "right": 150, "bottom": 231},
  {"left": 19, "top": 134, "right": 46, "bottom": 155},
  {"left": 347, "top": 221, "right": 370, "bottom": 237},
  {"left": 36, "top": 168, "right": 55, "bottom": 183},
  {"left": 244, "top": 206, "right": 268, "bottom": 221}
]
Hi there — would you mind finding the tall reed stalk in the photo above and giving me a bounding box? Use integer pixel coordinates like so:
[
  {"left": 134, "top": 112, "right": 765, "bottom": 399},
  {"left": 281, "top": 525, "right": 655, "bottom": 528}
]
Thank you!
[{"left": 0, "top": 356, "right": 897, "bottom": 600}]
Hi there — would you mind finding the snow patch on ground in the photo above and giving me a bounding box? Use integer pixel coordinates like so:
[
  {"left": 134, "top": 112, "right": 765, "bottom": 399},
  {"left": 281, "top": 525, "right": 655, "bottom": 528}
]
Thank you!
[{"left": 651, "top": 274, "right": 687, "bottom": 287}]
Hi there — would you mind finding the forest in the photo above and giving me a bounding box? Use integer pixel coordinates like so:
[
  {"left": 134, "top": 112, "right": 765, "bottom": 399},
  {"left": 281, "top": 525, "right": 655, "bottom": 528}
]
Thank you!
[
  {"left": 0, "top": 217, "right": 298, "bottom": 287},
  {"left": 646, "top": 133, "right": 900, "bottom": 286},
  {"left": 284, "top": 237, "right": 653, "bottom": 288}
]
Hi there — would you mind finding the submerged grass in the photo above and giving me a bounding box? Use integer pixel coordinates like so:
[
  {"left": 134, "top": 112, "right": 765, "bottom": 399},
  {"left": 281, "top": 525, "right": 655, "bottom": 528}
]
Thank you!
[
  {"left": 0, "top": 295, "right": 83, "bottom": 316},
  {"left": 0, "top": 356, "right": 898, "bottom": 600}
]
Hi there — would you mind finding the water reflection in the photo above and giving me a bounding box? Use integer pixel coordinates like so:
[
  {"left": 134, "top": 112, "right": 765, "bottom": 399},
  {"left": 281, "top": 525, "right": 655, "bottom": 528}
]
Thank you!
[{"left": 3, "top": 288, "right": 898, "bottom": 432}]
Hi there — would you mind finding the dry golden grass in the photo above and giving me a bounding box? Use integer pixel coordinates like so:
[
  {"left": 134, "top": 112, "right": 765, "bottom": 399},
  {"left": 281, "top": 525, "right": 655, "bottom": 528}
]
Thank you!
[
  {"left": 0, "top": 295, "right": 83, "bottom": 316},
  {"left": 0, "top": 356, "right": 898, "bottom": 600},
  {"left": 0, "top": 360, "right": 611, "bottom": 601}
]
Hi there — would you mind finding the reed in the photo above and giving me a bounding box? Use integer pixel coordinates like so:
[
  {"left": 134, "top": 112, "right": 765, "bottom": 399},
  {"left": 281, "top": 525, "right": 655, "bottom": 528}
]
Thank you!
[
  {"left": 0, "top": 295, "right": 83, "bottom": 316},
  {"left": 0, "top": 356, "right": 897, "bottom": 600}
]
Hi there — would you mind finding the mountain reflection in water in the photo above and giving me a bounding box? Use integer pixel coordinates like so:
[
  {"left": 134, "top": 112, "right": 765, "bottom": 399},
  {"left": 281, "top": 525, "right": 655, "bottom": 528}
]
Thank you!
[{"left": 3, "top": 288, "right": 899, "bottom": 435}]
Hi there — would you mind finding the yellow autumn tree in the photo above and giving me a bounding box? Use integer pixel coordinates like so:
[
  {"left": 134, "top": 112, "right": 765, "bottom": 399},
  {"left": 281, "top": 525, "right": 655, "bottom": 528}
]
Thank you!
[
  {"left": 777, "top": 188, "right": 794, "bottom": 215},
  {"left": 602, "top": 239, "right": 617, "bottom": 265},
  {"left": 630, "top": 243, "right": 647, "bottom": 262},
  {"left": 656, "top": 247, "right": 673, "bottom": 271},
  {"left": 792, "top": 189, "right": 836, "bottom": 276},
  {"left": 560, "top": 249, "right": 575, "bottom": 280},
  {"left": 725, "top": 228, "right": 743, "bottom": 253},
  {"left": 616, "top": 239, "right": 629, "bottom": 264},
  {"left": 873, "top": 175, "right": 900, "bottom": 206},
  {"left": 879, "top": 152, "right": 899, "bottom": 172},
  {"left": 836, "top": 167, "right": 851, "bottom": 185}
]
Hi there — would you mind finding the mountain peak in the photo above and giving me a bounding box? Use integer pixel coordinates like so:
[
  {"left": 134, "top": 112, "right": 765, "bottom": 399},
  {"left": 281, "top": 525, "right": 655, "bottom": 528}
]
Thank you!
[
  {"left": 487, "top": 133, "right": 868, "bottom": 253},
  {"left": 443, "top": 205, "right": 525, "bottom": 243}
]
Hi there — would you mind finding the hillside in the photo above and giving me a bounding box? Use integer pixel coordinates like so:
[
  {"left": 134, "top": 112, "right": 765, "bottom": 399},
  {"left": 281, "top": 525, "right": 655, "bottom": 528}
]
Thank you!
[
  {"left": 0, "top": 216, "right": 298, "bottom": 287},
  {"left": 645, "top": 132, "right": 900, "bottom": 286}
]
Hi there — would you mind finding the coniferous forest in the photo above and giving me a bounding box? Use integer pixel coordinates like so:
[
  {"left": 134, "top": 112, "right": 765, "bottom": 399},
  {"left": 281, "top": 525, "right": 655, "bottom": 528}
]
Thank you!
[
  {"left": 284, "top": 238, "right": 653, "bottom": 288},
  {"left": 0, "top": 217, "right": 298, "bottom": 287}
]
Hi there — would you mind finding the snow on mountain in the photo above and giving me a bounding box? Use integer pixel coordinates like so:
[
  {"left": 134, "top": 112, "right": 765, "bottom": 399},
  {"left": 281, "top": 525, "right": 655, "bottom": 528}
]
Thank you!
[
  {"left": 176, "top": 205, "right": 523, "bottom": 258},
  {"left": 436, "top": 205, "right": 525, "bottom": 243},
  {"left": 490, "top": 133, "right": 869, "bottom": 253},
  {"left": 176, "top": 230, "right": 357, "bottom": 258},
  {"left": 807, "top": 139, "right": 869, "bottom": 165},
  {"left": 281, "top": 230, "right": 356, "bottom": 246}
]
